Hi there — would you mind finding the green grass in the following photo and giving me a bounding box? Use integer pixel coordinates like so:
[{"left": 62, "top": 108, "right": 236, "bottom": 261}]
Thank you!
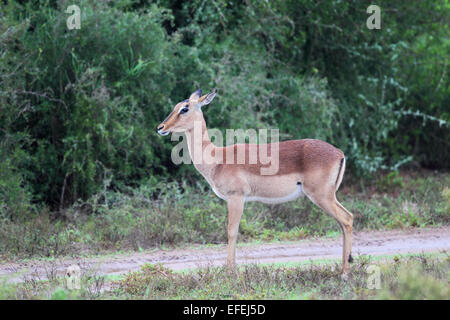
[
  {"left": 1, "top": 253, "right": 448, "bottom": 300},
  {"left": 0, "top": 170, "right": 449, "bottom": 261},
  {"left": 88, "top": 253, "right": 450, "bottom": 300}
]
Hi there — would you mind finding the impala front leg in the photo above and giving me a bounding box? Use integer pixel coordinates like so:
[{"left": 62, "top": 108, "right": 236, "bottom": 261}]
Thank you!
[{"left": 226, "top": 196, "right": 245, "bottom": 269}]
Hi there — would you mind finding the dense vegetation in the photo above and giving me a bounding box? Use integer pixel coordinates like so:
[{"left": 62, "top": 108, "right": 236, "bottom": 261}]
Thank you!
[
  {"left": 1, "top": 168, "right": 448, "bottom": 259},
  {"left": 0, "top": 1, "right": 449, "bottom": 223}
]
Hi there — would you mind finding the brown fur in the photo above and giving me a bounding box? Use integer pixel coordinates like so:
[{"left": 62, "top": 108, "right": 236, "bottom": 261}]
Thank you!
[{"left": 158, "top": 89, "right": 354, "bottom": 275}]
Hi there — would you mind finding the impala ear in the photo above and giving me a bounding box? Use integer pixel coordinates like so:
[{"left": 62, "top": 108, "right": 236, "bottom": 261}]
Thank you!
[
  {"left": 198, "top": 88, "right": 217, "bottom": 108},
  {"left": 189, "top": 89, "right": 203, "bottom": 102}
]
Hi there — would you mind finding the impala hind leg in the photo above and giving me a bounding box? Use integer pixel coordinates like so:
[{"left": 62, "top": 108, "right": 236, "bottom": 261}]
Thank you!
[
  {"left": 226, "top": 196, "right": 245, "bottom": 270},
  {"left": 335, "top": 199, "right": 354, "bottom": 265},
  {"left": 303, "top": 189, "right": 353, "bottom": 276}
]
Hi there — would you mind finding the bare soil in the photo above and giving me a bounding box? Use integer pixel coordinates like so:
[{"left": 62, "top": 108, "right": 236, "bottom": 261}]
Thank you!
[{"left": 1, "top": 227, "right": 449, "bottom": 283}]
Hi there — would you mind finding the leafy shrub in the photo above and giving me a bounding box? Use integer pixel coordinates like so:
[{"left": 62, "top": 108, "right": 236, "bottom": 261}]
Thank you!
[
  {"left": 1, "top": 0, "right": 448, "bottom": 213},
  {"left": 115, "top": 263, "right": 175, "bottom": 297},
  {"left": 441, "top": 187, "right": 450, "bottom": 214},
  {"left": 377, "top": 257, "right": 450, "bottom": 299},
  {"left": 0, "top": 0, "right": 178, "bottom": 208}
]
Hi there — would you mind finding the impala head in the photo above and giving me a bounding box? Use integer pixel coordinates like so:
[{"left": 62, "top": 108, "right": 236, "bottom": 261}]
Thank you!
[{"left": 157, "top": 88, "right": 217, "bottom": 136}]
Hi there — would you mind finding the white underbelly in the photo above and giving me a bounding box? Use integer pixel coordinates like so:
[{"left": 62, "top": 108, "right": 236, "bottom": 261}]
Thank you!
[{"left": 245, "top": 184, "right": 305, "bottom": 204}]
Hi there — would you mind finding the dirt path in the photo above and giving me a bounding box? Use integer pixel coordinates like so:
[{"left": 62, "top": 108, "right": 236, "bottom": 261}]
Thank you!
[{"left": 1, "top": 227, "right": 449, "bottom": 283}]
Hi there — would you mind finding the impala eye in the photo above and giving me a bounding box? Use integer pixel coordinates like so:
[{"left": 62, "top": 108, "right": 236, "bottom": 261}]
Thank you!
[{"left": 179, "top": 107, "right": 189, "bottom": 114}]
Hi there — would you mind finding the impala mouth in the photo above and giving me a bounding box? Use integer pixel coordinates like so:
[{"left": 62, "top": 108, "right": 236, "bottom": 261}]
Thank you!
[{"left": 157, "top": 129, "right": 170, "bottom": 136}]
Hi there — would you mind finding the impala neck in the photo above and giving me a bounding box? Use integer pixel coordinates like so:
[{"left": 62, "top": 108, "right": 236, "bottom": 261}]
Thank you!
[{"left": 184, "top": 116, "right": 215, "bottom": 168}]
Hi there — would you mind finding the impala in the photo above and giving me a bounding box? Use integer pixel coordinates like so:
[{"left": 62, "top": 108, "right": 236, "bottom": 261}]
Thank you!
[{"left": 157, "top": 89, "right": 354, "bottom": 276}]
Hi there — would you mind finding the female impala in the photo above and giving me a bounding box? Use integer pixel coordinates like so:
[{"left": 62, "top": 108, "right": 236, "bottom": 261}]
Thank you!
[{"left": 157, "top": 89, "right": 354, "bottom": 276}]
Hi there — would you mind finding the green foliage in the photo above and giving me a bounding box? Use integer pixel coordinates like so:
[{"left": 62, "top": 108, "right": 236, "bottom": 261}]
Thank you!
[
  {"left": 382, "top": 268, "right": 449, "bottom": 300},
  {"left": 377, "top": 256, "right": 450, "bottom": 299},
  {"left": 1, "top": 254, "right": 447, "bottom": 300},
  {"left": 0, "top": 0, "right": 177, "bottom": 209},
  {"left": 376, "top": 171, "right": 405, "bottom": 192},
  {"left": 115, "top": 263, "right": 175, "bottom": 297},
  {"left": 0, "top": 259, "right": 106, "bottom": 299},
  {"left": 0, "top": 0, "right": 448, "bottom": 215},
  {"left": 50, "top": 288, "right": 68, "bottom": 300},
  {"left": 0, "top": 210, "right": 81, "bottom": 257},
  {"left": 0, "top": 155, "right": 34, "bottom": 219},
  {"left": 442, "top": 187, "right": 450, "bottom": 214},
  {"left": 111, "top": 255, "right": 449, "bottom": 300},
  {"left": 0, "top": 171, "right": 447, "bottom": 259}
]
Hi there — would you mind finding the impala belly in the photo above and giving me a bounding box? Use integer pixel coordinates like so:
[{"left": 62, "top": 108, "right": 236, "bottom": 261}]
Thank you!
[
  {"left": 245, "top": 173, "right": 305, "bottom": 204},
  {"left": 210, "top": 173, "right": 305, "bottom": 203},
  {"left": 245, "top": 184, "right": 304, "bottom": 204}
]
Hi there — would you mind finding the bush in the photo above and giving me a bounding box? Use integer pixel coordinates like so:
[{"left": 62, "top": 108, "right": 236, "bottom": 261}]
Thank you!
[
  {"left": 377, "top": 257, "right": 450, "bottom": 299},
  {"left": 0, "top": 0, "right": 178, "bottom": 208},
  {"left": 0, "top": 0, "right": 448, "bottom": 214}
]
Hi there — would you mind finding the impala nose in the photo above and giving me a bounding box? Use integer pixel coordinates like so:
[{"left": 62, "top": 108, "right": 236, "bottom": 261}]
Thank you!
[{"left": 157, "top": 124, "right": 169, "bottom": 136}]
